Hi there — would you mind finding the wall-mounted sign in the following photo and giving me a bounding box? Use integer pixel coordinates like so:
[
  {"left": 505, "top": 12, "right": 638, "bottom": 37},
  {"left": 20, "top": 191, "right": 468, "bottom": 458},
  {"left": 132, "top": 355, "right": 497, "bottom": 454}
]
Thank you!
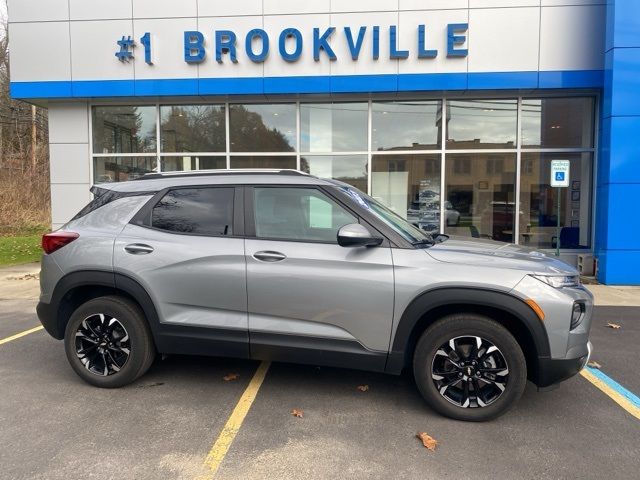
[
  {"left": 550, "top": 160, "right": 570, "bottom": 188},
  {"left": 116, "top": 24, "right": 468, "bottom": 65}
]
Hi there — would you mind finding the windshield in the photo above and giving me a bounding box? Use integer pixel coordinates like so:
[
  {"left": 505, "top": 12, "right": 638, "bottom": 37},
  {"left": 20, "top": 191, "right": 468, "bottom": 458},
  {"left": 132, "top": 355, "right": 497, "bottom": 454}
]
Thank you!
[{"left": 338, "top": 186, "right": 433, "bottom": 245}]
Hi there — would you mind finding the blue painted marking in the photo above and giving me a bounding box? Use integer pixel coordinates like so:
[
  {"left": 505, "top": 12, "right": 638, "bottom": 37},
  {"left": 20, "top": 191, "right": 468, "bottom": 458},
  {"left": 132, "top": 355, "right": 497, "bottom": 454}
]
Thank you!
[
  {"left": 585, "top": 366, "right": 640, "bottom": 408},
  {"left": 9, "top": 70, "right": 604, "bottom": 99}
]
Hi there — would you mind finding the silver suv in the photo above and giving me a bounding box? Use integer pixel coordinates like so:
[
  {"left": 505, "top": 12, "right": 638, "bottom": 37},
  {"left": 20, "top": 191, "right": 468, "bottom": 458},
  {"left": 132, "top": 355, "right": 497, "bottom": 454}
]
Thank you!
[{"left": 37, "top": 170, "right": 593, "bottom": 421}]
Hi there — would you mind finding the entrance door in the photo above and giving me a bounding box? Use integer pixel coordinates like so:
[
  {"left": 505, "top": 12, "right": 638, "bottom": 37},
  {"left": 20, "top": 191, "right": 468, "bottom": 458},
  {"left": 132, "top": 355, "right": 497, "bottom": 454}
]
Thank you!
[{"left": 245, "top": 186, "right": 395, "bottom": 370}]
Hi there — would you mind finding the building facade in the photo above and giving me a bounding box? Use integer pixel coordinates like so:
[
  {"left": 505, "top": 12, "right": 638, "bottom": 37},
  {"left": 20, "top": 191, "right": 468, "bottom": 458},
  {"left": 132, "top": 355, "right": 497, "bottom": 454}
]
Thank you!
[{"left": 7, "top": 0, "right": 639, "bottom": 284}]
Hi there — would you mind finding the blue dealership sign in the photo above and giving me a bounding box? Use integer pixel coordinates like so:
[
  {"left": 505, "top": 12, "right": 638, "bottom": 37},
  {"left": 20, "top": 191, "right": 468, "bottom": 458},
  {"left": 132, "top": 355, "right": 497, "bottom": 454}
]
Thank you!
[{"left": 118, "top": 24, "right": 469, "bottom": 66}]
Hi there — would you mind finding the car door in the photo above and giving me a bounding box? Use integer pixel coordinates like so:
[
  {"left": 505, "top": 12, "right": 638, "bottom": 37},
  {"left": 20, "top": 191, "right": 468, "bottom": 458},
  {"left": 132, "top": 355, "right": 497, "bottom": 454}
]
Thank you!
[
  {"left": 113, "top": 185, "right": 248, "bottom": 357},
  {"left": 245, "top": 185, "right": 395, "bottom": 370}
]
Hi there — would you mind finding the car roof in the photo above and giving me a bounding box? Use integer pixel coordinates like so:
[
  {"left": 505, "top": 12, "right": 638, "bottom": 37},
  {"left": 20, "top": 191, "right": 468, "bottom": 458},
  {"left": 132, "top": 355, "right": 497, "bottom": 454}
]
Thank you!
[{"left": 100, "top": 169, "right": 340, "bottom": 193}]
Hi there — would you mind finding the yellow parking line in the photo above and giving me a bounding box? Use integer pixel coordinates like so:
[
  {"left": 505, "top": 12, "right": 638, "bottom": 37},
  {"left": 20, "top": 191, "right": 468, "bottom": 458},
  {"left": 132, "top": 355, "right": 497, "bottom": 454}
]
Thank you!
[
  {"left": 198, "top": 361, "right": 271, "bottom": 479},
  {"left": 0, "top": 325, "right": 44, "bottom": 345},
  {"left": 580, "top": 367, "right": 640, "bottom": 420}
]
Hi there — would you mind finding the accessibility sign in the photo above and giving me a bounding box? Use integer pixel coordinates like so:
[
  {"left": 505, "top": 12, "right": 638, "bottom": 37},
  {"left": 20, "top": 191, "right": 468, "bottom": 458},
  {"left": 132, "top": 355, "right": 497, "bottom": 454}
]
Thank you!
[{"left": 550, "top": 160, "right": 570, "bottom": 188}]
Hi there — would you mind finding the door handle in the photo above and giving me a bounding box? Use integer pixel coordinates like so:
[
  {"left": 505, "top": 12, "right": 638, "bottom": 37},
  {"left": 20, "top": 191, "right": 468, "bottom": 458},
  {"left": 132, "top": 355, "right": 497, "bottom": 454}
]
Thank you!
[
  {"left": 253, "top": 251, "right": 286, "bottom": 262},
  {"left": 124, "top": 243, "right": 154, "bottom": 255}
]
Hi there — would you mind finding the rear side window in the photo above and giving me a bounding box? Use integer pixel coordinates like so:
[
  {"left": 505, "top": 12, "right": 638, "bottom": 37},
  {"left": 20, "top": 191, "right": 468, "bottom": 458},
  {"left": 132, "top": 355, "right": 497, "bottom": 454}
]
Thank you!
[
  {"left": 151, "top": 188, "right": 234, "bottom": 236},
  {"left": 71, "top": 187, "right": 155, "bottom": 222}
]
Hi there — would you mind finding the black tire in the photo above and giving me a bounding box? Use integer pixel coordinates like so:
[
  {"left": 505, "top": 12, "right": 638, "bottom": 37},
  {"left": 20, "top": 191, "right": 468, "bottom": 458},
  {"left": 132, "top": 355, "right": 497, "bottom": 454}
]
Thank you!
[
  {"left": 413, "top": 314, "right": 526, "bottom": 422},
  {"left": 64, "top": 295, "right": 156, "bottom": 388}
]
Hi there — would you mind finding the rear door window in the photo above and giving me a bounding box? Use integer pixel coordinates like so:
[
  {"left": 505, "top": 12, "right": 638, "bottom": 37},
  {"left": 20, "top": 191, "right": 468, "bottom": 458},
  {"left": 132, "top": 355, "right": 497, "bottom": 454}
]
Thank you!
[{"left": 151, "top": 187, "right": 234, "bottom": 236}]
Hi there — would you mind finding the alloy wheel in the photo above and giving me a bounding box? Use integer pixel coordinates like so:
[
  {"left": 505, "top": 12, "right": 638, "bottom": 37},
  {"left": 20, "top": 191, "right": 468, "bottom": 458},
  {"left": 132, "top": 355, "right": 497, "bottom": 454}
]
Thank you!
[
  {"left": 431, "top": 335, "right": 509, "bottom": 408},
  {"left": 74, "top": 314, "right": 131, "bottom": 376}
]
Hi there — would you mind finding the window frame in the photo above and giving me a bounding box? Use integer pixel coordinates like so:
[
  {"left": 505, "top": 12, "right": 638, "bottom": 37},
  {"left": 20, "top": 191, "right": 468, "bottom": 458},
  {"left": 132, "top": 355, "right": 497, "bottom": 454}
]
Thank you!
[{"left": 130, "top": 185, "right": 244, "bottom": 238}]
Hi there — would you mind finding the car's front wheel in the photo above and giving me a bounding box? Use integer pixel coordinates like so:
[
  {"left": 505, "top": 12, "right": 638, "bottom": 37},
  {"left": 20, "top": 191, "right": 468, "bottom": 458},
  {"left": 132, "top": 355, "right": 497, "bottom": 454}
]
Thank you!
[
  {"left": 413, "top": 314, "right": 527, "bottom": 421},
  {"left": 64, "top": 296, "right": 156, "bottom": 388}
]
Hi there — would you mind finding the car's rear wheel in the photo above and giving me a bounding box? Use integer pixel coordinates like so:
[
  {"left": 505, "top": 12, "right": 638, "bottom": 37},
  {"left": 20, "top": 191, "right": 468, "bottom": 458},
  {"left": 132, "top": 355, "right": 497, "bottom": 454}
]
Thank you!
[
  {"left": 64, "top": 296, "right": 155, "bottom": 388},
  {"left": 413, "top": 314, "right": 527, "bottom": 421}
]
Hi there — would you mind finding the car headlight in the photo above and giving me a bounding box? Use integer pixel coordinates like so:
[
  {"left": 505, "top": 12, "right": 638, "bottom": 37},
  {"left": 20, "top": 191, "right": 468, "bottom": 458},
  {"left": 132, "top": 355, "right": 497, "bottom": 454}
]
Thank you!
[{"left": 531, "top": 274, "right": 580, "bottom": 288}]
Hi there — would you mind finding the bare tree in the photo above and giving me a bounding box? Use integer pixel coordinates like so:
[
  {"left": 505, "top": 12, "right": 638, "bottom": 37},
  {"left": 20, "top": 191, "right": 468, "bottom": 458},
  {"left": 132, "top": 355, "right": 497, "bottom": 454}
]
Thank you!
[{"left": 0, "top": 2, "right": 51, "bottom": 233}]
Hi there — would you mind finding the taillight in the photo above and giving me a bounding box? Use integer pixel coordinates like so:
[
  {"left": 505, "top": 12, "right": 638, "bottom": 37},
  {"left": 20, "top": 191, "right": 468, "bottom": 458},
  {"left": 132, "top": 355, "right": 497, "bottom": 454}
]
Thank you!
[{"left": 42, "top": 232, "right": 79, "bottom": 254}]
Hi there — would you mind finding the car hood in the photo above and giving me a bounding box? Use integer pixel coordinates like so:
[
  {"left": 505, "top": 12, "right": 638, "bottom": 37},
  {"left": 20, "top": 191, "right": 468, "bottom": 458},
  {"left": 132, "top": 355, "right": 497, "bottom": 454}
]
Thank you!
[{"left": 426, "top": 235, "right": 578, "bottom": 275}]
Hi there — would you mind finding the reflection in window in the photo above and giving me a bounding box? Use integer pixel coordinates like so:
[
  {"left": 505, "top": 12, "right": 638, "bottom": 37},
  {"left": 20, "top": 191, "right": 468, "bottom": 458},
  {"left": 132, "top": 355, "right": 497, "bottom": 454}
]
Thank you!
[
  {"left": 160, "top": 105, "right": 225, "bottom": 153},
  {"left": 454, "top": 157, "right": 471, "bottom": 175},
  {"left": 521, "top": 98, "right": 594, "bottom": 149},
  {"left": 519, "top": 153, "right": 592, "bottom": 249},
  {"left": 253, "top": 187, "right": 356, "bottom": 242},
  {"left": 161, "top": 156, "right": 226, "bottom": 172},
  {"left": 445, "top": 154, "right": 517, "bottom": 242},
  {"left": 93, "top": 156, "right": 156, "bottom": 183},
  {"left": 92, "top": 106, "right": 156, "bottom": 154},
  {"left": 152, "top": 188, "right": 234, "bottom": 236},
  {"left": 447, "top": 100, "right": 517, "bottom": 149},
  {"left": 371, "top": 155, "right": 441, "bottom": 234},
  {"left": 300, "top": 155, "right": 368, "bottom": 192},
  {"left": 301, "top": 103, "right": 368, "bottom": 152},
  {"left": 230, "top": 156, "right": 296, "bottom": 169},
  {"left": 230, "top": 104, "right": 296, "bottom": 152},
  {"left": 372, "top": 101, "right": 442, "bottom": 151}
]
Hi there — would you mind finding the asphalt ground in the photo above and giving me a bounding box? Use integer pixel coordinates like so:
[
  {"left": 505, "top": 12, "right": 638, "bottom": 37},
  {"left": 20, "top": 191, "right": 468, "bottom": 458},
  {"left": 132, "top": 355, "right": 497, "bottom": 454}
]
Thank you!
[{"left": 0, "top": 276, "right": 639, "bottom": 480}]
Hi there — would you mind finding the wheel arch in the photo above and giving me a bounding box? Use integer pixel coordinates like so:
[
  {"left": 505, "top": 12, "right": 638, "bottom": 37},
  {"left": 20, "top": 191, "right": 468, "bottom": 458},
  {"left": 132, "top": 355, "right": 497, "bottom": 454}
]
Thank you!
[
  {"left": 44, "top": 270, "right": 161, "bottom": 342},
  {"left": 385, "top": 288, "right": 550, "bottom": 382}
]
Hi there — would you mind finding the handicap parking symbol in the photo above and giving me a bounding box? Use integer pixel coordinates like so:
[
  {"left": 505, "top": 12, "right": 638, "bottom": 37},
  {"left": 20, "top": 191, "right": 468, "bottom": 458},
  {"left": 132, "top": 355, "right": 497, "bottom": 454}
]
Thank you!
[{"left": 555, "top": 172, "right": 565, "bottom": 181}]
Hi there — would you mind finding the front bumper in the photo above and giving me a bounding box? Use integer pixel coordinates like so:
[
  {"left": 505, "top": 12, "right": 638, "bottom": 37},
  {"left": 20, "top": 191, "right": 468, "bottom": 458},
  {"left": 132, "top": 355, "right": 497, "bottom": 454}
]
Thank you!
[{"left": 535, "top": 341, "right": 592, "bottom": 388}]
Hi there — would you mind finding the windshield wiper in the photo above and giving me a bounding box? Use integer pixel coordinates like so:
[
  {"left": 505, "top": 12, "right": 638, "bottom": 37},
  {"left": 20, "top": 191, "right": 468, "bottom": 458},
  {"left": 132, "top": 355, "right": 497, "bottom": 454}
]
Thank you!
[
  {"left": 433, "top": 233, "right": 449, "bottom": 243},
  {"left": 411, "top": 239, "right": 435, "bottom": 248}
]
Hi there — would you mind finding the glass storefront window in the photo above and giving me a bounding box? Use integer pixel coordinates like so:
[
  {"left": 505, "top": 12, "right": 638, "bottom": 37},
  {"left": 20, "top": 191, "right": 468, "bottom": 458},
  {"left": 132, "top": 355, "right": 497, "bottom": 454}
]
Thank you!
[
  {"left": 300, "top": 155, "right": 368, "bottom": 192},
  {"left": 519, "top": 153, "right": 592, "bottom": 249},
  {"left": 521, "top": 97, "right": 594, "bottom": 149},
  {"left": 372, "top": 101, "right": 442, "bottom": 151},
  {"left": 93, "top": 156, "right": 156, "bottom": 183},
  {"left": 230, "top": 104, "right": 296, "bottom": 152},
  {"left": 92, "top": 106, "right": 156, "bottom": 154},
  {"left": 371, "top": 154, "right": 441, "bottom": 233},
  {"left": 230, "top": 156, "right": 296, "bottom": 169},
  {"left": 300, "top": 103, "right": 368, "bottom": 152},
  {"left": 445, "top": 153, "right": 517, "bottom": 241},
  {"left": 447, "top": 100, "right": 517, "bottom": 150},
  {"left": 89, "top": 98, "right": 596, "bottom": 250},
  {"left": 161, "top": 156, "right": 226, "bottom": 172},
  {"left": 160, "top": 105, "right": 225, "bottom": 153}
]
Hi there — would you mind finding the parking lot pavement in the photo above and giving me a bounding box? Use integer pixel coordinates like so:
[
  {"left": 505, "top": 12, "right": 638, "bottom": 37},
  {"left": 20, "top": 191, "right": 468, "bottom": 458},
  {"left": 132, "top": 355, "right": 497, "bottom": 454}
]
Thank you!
[
  {"left": 1, "top": 276, "right": 639, "bottom": 480},
  {"left": 588, "top": 306, "right": 640, "bottom": 394}
]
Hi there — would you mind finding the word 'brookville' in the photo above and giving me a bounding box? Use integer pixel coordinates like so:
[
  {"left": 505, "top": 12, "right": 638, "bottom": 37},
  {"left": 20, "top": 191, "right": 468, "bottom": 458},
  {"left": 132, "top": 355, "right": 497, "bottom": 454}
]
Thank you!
[{"left": 119, "top": 24, "right": 469, "bottom": 64}]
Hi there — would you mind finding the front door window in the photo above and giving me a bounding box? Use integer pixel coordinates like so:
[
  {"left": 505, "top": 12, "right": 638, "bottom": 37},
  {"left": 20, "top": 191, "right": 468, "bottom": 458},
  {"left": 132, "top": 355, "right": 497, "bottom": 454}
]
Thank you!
[{"left": 253, "top": 187, "right": 357, "bottom": 243}]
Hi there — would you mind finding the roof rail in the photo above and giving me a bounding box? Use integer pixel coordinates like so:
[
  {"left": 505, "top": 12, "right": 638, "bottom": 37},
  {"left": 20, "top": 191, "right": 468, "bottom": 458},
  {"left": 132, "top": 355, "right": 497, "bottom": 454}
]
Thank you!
[{"left": 137, "top": 169, "right": 311, "bottom": 180}]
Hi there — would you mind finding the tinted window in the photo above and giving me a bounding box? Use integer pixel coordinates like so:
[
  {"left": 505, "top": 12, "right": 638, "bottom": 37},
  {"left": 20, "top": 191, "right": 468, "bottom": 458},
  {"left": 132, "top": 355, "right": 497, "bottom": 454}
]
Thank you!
[
  {"left": 254, "top": 188, "right": 357, "bottom": 242},
  {"left": 152, "top": 188, "right": 234, "bottom": 236}
]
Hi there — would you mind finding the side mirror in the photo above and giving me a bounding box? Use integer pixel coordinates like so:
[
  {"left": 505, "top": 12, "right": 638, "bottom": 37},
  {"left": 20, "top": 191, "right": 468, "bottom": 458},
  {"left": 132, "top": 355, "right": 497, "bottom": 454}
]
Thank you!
[{"left": 337, "top": 224, "right": 383, "bottom": 247}]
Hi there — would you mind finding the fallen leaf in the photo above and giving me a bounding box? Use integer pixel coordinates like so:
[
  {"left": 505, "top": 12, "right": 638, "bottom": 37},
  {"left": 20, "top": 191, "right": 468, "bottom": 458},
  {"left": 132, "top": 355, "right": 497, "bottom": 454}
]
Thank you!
[
  {"left": 223, "top": 373, "right": 240, "bottom": 381},
  {"left": 357, "top": 385, "right": 369, "bottom": 392},
  {"left": 587, "top": 361, "right": 601, "bottom": 369},
  {"left": 416, "top": 432, "right": 438, "bottom": 451},
  {"left": 291, "top": 409, "right": 304, "bottom": 418},
  {"left": 606, "top": 322, "right": 621, "bottom": 329}
]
